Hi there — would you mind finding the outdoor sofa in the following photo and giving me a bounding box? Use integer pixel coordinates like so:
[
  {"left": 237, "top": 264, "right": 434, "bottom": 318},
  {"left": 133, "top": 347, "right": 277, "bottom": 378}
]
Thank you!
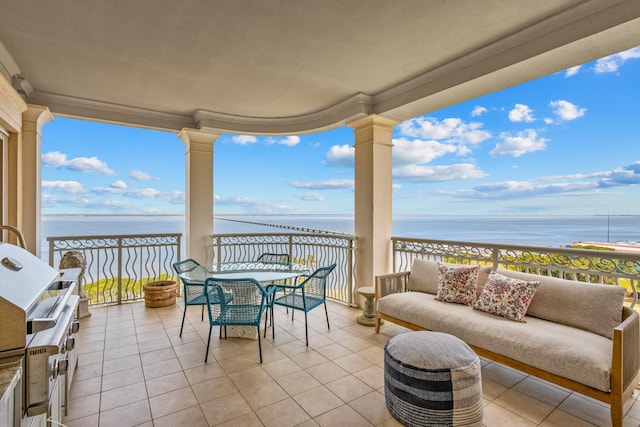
[{"left": 375, "top": 259, "right": 640, "bottom": 427}]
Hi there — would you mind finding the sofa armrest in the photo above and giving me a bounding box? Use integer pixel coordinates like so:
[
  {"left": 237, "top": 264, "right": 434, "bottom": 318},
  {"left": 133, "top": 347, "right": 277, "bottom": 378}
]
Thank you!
[
  {"left": 376, "top": 271, "right": 410, "bottom": 299},
  {"left": 613, "top": 307, "right": 640, "bottom": 395}
]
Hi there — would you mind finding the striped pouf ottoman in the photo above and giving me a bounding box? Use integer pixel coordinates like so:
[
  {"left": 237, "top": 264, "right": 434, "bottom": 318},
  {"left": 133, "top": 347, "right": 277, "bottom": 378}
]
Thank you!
[{"left": 384, "top": 331, "right": 483, "bottom": 427}]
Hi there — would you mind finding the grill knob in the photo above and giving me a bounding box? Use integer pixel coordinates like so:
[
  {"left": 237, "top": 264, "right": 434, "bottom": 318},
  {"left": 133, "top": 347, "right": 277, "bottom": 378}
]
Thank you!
[
  {"left": 58, "top": 359, "right": 69, "bottom": 375},
  {"left": 50, "top": 359, "right": 59, "bottom": 380},
  {"left": 66, "top": 337, "right": 76, "bottom": 351},
  {"left": 71, "top": 321, "right": 80, "bottom": 333}
]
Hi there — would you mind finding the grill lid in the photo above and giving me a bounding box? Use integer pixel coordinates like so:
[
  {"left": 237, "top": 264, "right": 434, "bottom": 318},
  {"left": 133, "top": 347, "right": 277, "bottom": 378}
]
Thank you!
[{"left": 0, "top": 243, "right": 64, "bottom": 354}]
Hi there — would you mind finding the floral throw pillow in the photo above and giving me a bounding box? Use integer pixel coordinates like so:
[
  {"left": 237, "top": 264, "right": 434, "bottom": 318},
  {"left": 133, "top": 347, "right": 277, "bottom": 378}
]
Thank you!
[
  {"left": 473, "top": 272, "right": 540, "bottom": 322},
  {"left": 435, "top": 263, "right": 479, "bottom": 306}
]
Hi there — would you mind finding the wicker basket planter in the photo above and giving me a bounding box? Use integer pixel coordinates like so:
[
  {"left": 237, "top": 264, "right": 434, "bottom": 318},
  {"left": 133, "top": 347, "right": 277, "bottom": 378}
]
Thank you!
[{"left": 143, "top": 280, "right": 178, "bottom": 308}]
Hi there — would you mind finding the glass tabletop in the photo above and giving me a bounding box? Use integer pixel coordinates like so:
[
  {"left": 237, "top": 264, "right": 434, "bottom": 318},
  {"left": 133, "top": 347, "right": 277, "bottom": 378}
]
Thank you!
[{"left": 178, "top": 261, "right": 309, "bottom": 284}]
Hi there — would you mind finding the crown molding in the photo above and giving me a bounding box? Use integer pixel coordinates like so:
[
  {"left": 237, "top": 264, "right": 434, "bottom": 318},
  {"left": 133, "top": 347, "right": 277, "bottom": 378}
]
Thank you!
[
  {"left": 27, "top": 91, "right": 194, "bottom": 132},
  {"left": 194, "top": 93, "right": 374, "bottom": 135}
]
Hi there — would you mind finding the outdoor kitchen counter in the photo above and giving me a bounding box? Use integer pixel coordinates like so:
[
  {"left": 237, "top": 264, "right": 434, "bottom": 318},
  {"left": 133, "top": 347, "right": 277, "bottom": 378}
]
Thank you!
[{"left": 0, "top": 360, "right": 21, "bottom": 420}]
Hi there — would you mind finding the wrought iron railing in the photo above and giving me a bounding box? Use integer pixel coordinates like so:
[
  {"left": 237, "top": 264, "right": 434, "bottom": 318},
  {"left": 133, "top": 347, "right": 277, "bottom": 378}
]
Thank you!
[
  {"left": 392, "top": 237, "right": 640, "bottom": 305},
  {"left": 209, "top": 233, "right": 356, "bottom": 306},
  {"left": 47, "top": 233, "right": 181, "bottom": 306}
]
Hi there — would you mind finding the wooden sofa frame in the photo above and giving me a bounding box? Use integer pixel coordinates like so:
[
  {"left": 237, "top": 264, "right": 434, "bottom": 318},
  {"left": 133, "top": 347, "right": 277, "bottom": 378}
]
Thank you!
[{"left": 375, "top": 271, "right": 640, "bottom": 427}]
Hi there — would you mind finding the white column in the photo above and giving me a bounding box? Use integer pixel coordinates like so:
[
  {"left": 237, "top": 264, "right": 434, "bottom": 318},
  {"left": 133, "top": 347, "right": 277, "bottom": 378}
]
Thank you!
[
  {"left": 18, "top": 105, "right": 53, "bottom": 256},
  {"left": 178, "top": 128, "right": 220, "bottom": 263},
  {"left": 348, "top": 114, "right": 398, "bottom": 300}
]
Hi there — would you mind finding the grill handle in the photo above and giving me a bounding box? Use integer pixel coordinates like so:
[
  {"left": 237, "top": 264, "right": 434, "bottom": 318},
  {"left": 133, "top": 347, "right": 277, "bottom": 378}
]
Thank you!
[{"left": 27, "top": 281, "right": 77, "bottom": 334}]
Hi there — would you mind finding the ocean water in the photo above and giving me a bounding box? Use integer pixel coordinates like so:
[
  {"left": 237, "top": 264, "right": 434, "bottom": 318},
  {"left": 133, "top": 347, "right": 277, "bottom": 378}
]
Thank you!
[{"left": 40, "top": 214, "right": 640, "bottom": 259}]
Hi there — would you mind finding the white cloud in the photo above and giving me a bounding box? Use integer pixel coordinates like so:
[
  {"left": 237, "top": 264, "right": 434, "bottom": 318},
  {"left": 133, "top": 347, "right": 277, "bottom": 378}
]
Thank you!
[
  {"left": 490, "top": 129, "right": 549, "bottom": 157},
  {"left": 543, "top": 117, "right": 554, "bottom": 124},
  {"left": 42, "top": 151, "right": 115, "bottom": 175},
  {"left": 111, "top": 180, "right": 127, "bottom": 189},
  {"left": 231, "top": 135, "right": 258, "bottom": 145},
  {"left": 393, "top": 163, "right": 487, "bottom": 182},
  {"left": 326, "top": 144, "right": 354, "bottom": 167},
  {"left": 42, "top": 180, "right": 85, "bottom": 194},
  {"left": 392, "top": 184, "right": 402, "bottom": 189},
  {"left": 442, "top": 180, "right": 597, "bottom": 200},
  {"left": 392, "top": 138, "right": 460, "bottom": 167},
  {"left": 398, "top": 117, "right": 491, "bottom": 144},
  {"left": 564, "top": 65, "right": 581, "bottom": 77},
  {"left": 471, "top": 106, "right": 487, "bottom": 117},
  {"left": 278, "top": 136, "right": 301, "bottom": 146},
  {"left": 290, "top": 179, "right": 354, "bottom": 190},
  {"left": 549, "top": 100, "right": 586, "bottom": 121},
  {"left": 214, "top": 196, "right": 292, "bottom": 213},
  {"left": 594, "top": 47, "right": 640, "bottom": 73},
  {"left": 508, "top": 104, "right": 535, "bottom": 122},
  {"left": 296, "top": 192, "right": 325, "bottom": 201},
  {"left": 129, "top": 170, "right": 156, "bottom": 180}
]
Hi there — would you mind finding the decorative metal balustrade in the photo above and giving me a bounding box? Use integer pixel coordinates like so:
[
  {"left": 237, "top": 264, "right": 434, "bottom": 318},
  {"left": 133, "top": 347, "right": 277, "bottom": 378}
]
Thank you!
[
  {"left": 47, "top": 233, "right": 181, "bottom": 306},
  {"left": 392, "top": 237, "right": 640, "bottom": 305},
  {"left": 209, "top": 233, "right": 356, "bottom": 306}
]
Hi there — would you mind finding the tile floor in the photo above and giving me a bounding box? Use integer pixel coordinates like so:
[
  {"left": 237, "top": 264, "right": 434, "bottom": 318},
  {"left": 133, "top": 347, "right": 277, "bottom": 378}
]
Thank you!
[{"left": 64, "top": 299, "right": 640, "bottom": 427}]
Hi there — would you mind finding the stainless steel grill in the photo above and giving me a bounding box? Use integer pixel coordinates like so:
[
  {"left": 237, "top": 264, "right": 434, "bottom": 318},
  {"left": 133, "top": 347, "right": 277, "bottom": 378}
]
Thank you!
[{"left": 0, "top": 242, "right": 80, "bottom": 424}]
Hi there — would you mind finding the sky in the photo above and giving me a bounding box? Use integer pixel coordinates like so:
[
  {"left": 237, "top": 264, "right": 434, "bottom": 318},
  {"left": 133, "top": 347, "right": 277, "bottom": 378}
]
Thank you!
[{"left": 41, "top": 46, "right": 640, "bottom": 217}]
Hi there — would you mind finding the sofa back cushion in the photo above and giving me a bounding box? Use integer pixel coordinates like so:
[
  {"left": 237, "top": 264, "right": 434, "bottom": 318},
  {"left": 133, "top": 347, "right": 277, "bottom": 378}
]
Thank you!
[
  {"left": 496, "top": 268, "right": 626, "bottom": 339},
  {"left": 408, "top": 259, "right": 491, "bottom": 296}
]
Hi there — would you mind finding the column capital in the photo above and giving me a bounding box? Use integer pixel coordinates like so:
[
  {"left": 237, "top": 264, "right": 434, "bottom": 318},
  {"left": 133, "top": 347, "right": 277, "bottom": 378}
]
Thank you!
[
  {"left": 23, "top": 104, "right": 54, "bottom": 129},
  {"left": 347, "top": 114, "right": 399, "bottom": 132},
  {"left": 178, "top": 128, "right": 221, "bottom": 150}
]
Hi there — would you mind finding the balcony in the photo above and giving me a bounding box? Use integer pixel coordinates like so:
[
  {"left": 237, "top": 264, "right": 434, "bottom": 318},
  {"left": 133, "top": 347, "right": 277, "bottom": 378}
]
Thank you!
[{"left": 66, "top": 298, "right": 640, "bottom": 426}]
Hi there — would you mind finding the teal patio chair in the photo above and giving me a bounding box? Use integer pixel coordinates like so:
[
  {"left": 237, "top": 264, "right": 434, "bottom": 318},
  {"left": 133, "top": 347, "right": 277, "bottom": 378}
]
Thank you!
[
  {"left": 272, "top": 263, "right": 337, "bottom": 346},
  {"left": 256, "top": 252, "right": 290, "bottom": 265},
  {"left": 204, "top": 277, "right": 274, "bottom": 363},
  {"left": 173, "top": 258, "right": 232, "bottom": 337}
]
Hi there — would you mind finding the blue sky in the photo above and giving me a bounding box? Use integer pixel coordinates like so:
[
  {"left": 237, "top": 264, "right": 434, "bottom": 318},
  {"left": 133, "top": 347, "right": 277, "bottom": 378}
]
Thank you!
[{"left": 41, "top": 46, "right": 640, "bottom": 216}]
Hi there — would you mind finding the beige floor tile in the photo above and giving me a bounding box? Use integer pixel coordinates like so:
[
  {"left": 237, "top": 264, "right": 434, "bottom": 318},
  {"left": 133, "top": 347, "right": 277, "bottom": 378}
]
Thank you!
[
  {"left": 482, "top": 377, "right": 510, "bottom": 401},
  {"left": 77, "top": 350, "right": 103, "bottom": 367},
  {"left": 98, "top": 399, "right": 152, "bottom": 427},
  {"left": 276, "top": 370, "right": 322, "bottom": 395},
  {"left": 289, "top": 349, "right": 330, "bottom": 369},
  {"left": 558, "top": 394, "right": 612, "bottom": 427},
  {"left": 348, "top": 390, "right": 392, "bottom": 425},
  {"left": 333, "top": 352, "right": 373, "bottom": 373},
  {"left": 228, "top": 365, "right": 273, "bottom": 390},
  {"left": 142, "top": 356, "right": 183, "bottom": 380},
  {"left": 353, "top": 364, "right": 385, "bottom": 390},
  {"left": 103, "top": 342, "right": 139, "bottom": 360},
  {"left": 101, "top": 366, "right": 144, "bottom": 392},
  {"left": 102, "top": 353, "right": 141, "bottom": 375},
  {"left": 217, "top": 411, "right": 265, "bottom": 427},
  {"left": 139, "top": 346, "right": 176, "bottom": 365},
  {"left": 483, "top": 402, "right": 537, "bottom": 427},
  {"left": 293, "top": 385, "right": 344, "bottom": 418},
  {"left": 540, "top": 408, "right": 599, "bottom": 426},
  {"left": 263, "top": 356, "right": 304, "bottom": 377},
  {"left": 494, "top": 388, "right": 555, "bottom": 424},
  {"left": 325, "top": 375, "right": 374, "bottom": 403},
  {"left": 240, "top": 379, "right": 290, "bottom": 410},
  {"left": 104, "top": 333, "right": 138, "bottom": 349},
  {"left": 145, "top": 371, "right": 190, "bottom": 397},
  {"left": 73, "top": 362, "right": 102, "bottom": 382},
  {"left": 152, "top": 404, "right": 209, "bottom": 427},
  {"left": 149, "top": 386, "right": 199, "bottom": 419},
  {"left": 100, "top": 380, "right": 147, "bottom": 411},
  {"left": 482, "top": 362, "right": 527, "bottom": 388},
  {"left": 64, "top": 393, "right": 101, "bottom": 422},
  {"left": 138, "top": 336, "right": 172, "bottom": 353},
  {"left": 192, "top": 375, "right": 238, "bottom": 403},
  {"left": 69, "top": 375, "right": 102, "bottom": 400},
  {"left": 184, "top": 360, "right": 226, "bottom": 385},
  {"left": 200, "top": 391, "right": 253, "bottom": 425},
  {"left": 62, "top": 413, "right": 99, "bottom": 427},
  {"left": 512, "top": 376, "right": 571, "bottom": 407},
  {"left": 314, "top": 403, "right": 373, "bottom": 426},
  {"left": 314, "top": 342, "right": 353, "bottom": 359},
  {"left": 255, "top": 397, "right": 311, "bottom": 427},
  {"left": 306, "top": 361, "right": 350, "bottom": 384}
]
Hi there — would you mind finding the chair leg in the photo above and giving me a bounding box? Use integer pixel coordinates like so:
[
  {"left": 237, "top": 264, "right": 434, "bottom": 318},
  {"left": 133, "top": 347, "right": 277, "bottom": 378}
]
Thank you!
[
  {"left": 201, "top": 306, "right": 204, "bottom": 321},
  {"left": 324, "top": 302, "right": 330, "bottom": 331},
  {"left": 205, "top": 325, "right": 213, "bottom": 363},
  {"left": 257, "top": 327, "right": 263, "bottom": 363},
  {"left": 271, "top": 305, "right": 275, "bottom": 340},
  {"left": 304, "top": 311, "right": 309, "bottom": 346},
  {"left": 180, "top": 308, "right": 187, "bottom": 337},
  {"left": 263, "top": 307, "right": 269, "bottom": 338}
]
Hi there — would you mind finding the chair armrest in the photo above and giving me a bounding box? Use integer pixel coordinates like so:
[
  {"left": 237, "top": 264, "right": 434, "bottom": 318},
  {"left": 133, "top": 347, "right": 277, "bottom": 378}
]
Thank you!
[
  {"left": 614, "top": 307, "right": 640, "bottom": 392},
  {"left": 375, "top": 271, "right": 410, "bottom": 299}
]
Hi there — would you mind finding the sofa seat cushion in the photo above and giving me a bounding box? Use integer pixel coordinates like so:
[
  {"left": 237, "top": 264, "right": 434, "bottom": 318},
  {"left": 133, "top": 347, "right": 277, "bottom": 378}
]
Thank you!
[{"left": 377, "top": 292, "right": 613, "bottom": 392}]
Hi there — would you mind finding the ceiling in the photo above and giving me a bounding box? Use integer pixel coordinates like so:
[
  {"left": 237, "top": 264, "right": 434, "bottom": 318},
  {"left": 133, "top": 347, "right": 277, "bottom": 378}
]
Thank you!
[{"left": 1, "top": 0, "right": 639, "bottom": 135}]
